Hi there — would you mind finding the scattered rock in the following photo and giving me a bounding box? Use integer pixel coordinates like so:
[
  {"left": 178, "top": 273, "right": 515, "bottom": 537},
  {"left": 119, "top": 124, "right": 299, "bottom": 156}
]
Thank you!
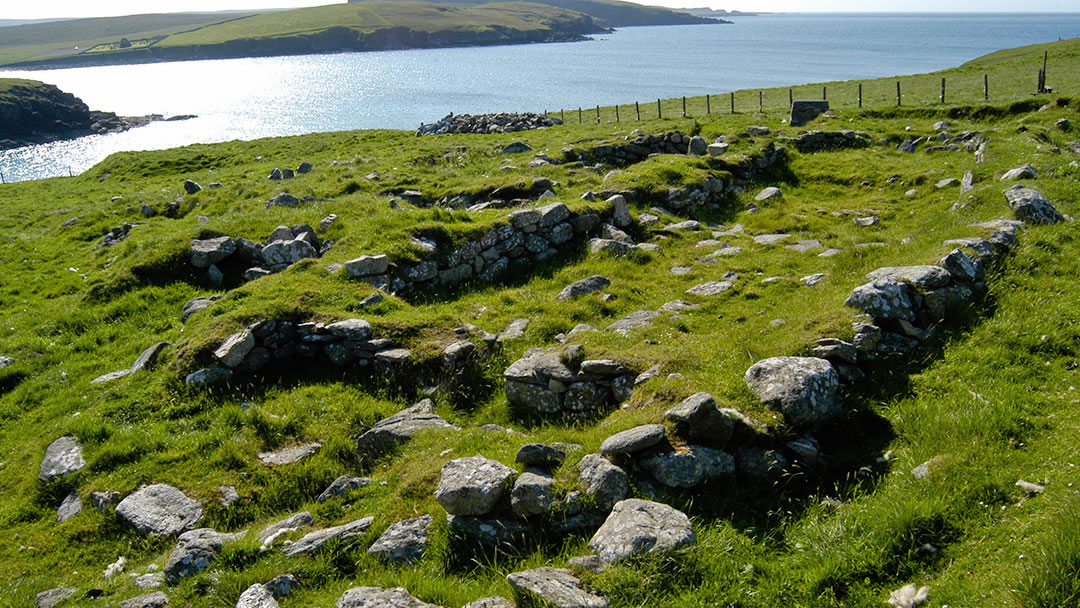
[
  {"left": 282, "top": 517, "right": 373, "bottom": 556},
  {"left": 316, "top": 475, "right": 373, "bottom": 503},
  {"left": 337, "top": 586, "right": 442, "bottom": 608},
  {"left": 516, "top": 443, "right": 567, "bottom": 467},
  {"left": 434, "top": 456, "right": 516, "bottom": 516},
  {"left": 511, "top": 470, "right": 555, "bottom": 517},
  {"left": 183, "top": 180, "right": 202, "bottom": 194},
  {"left": 57, "top": 491, "right": 81, "bottom": 522},
  {"left": 507, "top": 567, "right": 607, "bottom": 608},
  {"left": 755, "top": 187, "right": 782, "bottom": 201},
  {"left": 640, "top": 445, "right": 735, "bottom": 488},
  {"left": 685, "top": 280, "right": 734, "bottom": 296},
  {"left": 606, "top": 310, "right": 660, "bottom": 334},
  {"left": 265, "top": 574, "right": 298, "bottom": 598},
  {"left": 164, "top": 528, "right": 242, "bottom": 582},
  {"left": 463, "top": 598, "right": 514, "bottom": 608},
  {"left": 190, "top": 236, "right": 235, "bottom": 269},
  {"left": 1000, "top": 164, "right": 1036, "bottom": 181},
  {"left": 215, "top": 329, "right": 255, "bottom": 368},
  {"left": 356, "top": 400, "right": 458, "bottom": 458},
  {"left": 753, "top": 233, "right": 790, "bottom": 245},
  {"left": 39, "top": 436, "right": 85, "bottom": 481},
  {"left": 588, "top": 499, "right": 694, "bottom": 564},
  {"left": 118, "top": 592, "right": 169, "bottom": 608},
  {"left": 185, "top": 366, "right": 233, "bottom": 388},
  {"left": 237, "top": 584, "right": 279, "bottom": 608},
  {"left": 116, "top": 484, "right": 203, "bottom": 536},
  {"left": 258, "top": 442, "right": 322, "bottom": 467},
  {"left": 36, "top": 588, "right": 76, "bottom": 608},
  {"left": 258, "top": 512, "right": 314, "bottom": 547},
  {"left": 663, "top": 393, "right": 735, "bottom": 443},
  {"left": 266, "top": 192, "right": 300, "bottom": 208},
  {"left": 1003, "top": 184, "right": 1064, "bottom": 224},
  {"left": 367, "top": 515, "right": 433, "bottom": 564},
  {"left": 557, "top": 275, "right": 611, "bottom": 301},
  {"left": 135, "top": 573, "right": 165, "bottom": 590}
]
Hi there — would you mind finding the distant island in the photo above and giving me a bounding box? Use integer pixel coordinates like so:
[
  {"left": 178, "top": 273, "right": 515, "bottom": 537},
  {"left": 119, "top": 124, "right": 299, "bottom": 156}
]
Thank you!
[{"left": 0, "top": 1, "right": 727, "bottom": 70}]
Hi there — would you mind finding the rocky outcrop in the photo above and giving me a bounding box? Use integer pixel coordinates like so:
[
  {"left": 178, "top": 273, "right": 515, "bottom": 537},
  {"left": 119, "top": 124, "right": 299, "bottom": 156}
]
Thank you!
[
  {"left": 1003, "top": 185, "right": 1065, "bottom": 225},
  {"left": 504, "top": 348, "right": 635, "bottom": 420},
  {"left": 116, "top": 484, "right": 203, "bottom": 536},
  {"left": 417, "top": 112, "right": 561, "bottom": 135}
]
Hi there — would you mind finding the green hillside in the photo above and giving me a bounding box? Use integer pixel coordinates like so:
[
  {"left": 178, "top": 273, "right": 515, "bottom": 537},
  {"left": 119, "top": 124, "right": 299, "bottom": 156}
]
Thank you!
[
  {"left": 2, "top": 37, "right": 1080, "bottom": 608},
  {"left": 348, "top": 0, "right": 721, "bottom": 27},
  {"left": 0, "top": 2, "right": 602, "bottom": 69}
]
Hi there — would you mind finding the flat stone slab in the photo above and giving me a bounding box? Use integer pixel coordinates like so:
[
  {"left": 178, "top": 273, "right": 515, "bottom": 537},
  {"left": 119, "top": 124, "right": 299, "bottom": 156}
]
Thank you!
[
  {"left": 588, "top": 499, "right": 695, "bottom": 564},
  {"left": 685, "top": 281, "right": 734, "bottom": 297},
  {"left": 258, "top": 511, "right": 314, "bottom": 546},
  {"left": 282, "top": 517, "right": 373, "bottom": 556},
  {"left": 258, "top": 442, "right": 322, "bottom": 466},
  {"left": 119, "top": 592, "right": 169, "bottom": 608},
  {"left": 708, "top": 245, "right": 742, "bottom": 257},
  {"left": 753, "top": 233, "right": 791, "bottom": 245},
  {"left": 356, "top": 401, "right": 459, "bottom": 457},
  {"left": 36, "top": 587, "right": 76, "bottom": 608},
  {"left": 786, "top": 239, "right": 823, "bottom": 252},
  {"left": 600, "top": 424, "right": 667, "bottom": 457},
  {"left": 117, "top": 484, "right": 203, "bottom": 536},
  {"left": 39, "top": 436, "right": 85, "bottom": 481},
  {"left": 337, "top": 587, "right": 442, "bottom": 608},
  {"left": 507, "top": 567, "right": 607, "bottom": 608},
  {"left": 866, "top": 265, "right": 951, "bottom": 289},
  {"left": 606, "top": 311, "right": 661, "bottom": 335},
  {"left": 755, "top": 187, "right": 782, "bottom": 201},
  {"left": 659, "top": 300, "right": 700, "bottom": 313},
  {"left": 91, "top": 369, "right": 132, "bottom": 384},
  {"left": 557, "top": 275, "right": 611, "bottom": 301}
]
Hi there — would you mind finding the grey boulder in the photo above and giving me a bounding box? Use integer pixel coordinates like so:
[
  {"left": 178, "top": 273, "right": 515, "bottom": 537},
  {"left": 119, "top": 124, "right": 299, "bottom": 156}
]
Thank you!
[
  {"left": 844, "top": 278, "right": 916, "bottom": 321},
  {"left": 119, "top": 592, "right": 169, "bottom": 608},
  {"left": 282, "top": 517, "right": 373, "bottom": 556},
  {"left": 662, "top": 393, "right": 735, "bottom": 443},
  {"left": 164, "top": 528, "right": 243, "bottom": 582},
  {"left": 39, "top": 436, "right": 85, "bottom": 481},
  {"left": 356, "top": 400, "right": 458, "bottom": 457},
  {"left": 316, "top": 475, "right": 373, "bottom": 503},
  {"left": 577, "top": 454, "right": 628, "bottom": 511},
  {"left": 557, "top": 275, "right": 611, "bottom": 301},
  {"left": 116, "top": 484, "right": 203, "bottom": 536},
  {"left": 37, "top": 588, "right": 77, "bottom": 608},
  {"left": 434, "top": 456, "right": 515, "bottom": 516},
  {"left": 588, "top": 499, "right": 695, "bottom": 564},
  {"left": 511, "top": 470, "right": 554, "bottom": 517},
  {"left": 1003, "top": 184, "right": 1064, "bottom": 225},
  {"left": 367, "top": 515, "right": 433, "bottom": 565},
  {"left": 237, "top": 584, "right": 279, "bottom": 608},
  {"left": 337, "top": 587, "right": 442, "bottom": 608},
  {"left": 599, "top": 424, "right": 667, "bottom": 457},
  {"left": 507, "top": 567, "right": 607, "bottom": 608},
  {"left": 743, "top": 356, "right": 841, "bottom": 427},
  {"left": 190, "top": 237, "right": 235, "bottom": 268},
  {"left": 638, "top": 445, "right": 734, "bottom": 488}
]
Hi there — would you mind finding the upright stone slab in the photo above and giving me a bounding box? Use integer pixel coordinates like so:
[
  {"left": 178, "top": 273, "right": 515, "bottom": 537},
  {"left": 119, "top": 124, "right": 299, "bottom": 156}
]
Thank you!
[{"left": 790, "top": 100, "right": 829, "bottom": 127}]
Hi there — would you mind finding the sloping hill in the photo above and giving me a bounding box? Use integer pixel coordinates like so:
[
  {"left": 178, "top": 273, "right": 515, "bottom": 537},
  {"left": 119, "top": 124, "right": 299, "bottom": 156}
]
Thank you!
[{"left": 0, "top": 2, "right": 603, "bottom": 69}]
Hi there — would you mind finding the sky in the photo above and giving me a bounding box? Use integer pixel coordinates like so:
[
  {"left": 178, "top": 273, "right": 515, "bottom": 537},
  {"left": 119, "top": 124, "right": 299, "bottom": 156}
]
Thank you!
[{"left": 3, "top": 0, "right": 1077, "bottom": 20}]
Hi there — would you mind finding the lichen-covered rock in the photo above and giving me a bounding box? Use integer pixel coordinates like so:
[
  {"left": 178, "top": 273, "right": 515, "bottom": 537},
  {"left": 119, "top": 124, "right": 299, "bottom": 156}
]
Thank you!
[
  {"left": 164, "top": 528, "right": 243, "bottom": 582},
  {"left": 435, "top": 456, "right": 516, "bottom": 516},
  {"left": 516, "top": 443, "right": 568, "bottom": 467},
  {"left": 57, "top": 491, "right": 82, "bottom": 522},
  {"left": 367, "top": 515, "right": 433, "bottom": 565},
  {"left": 557, "top": 275, "right": 611, "bottom": 301},
  {"left": 577, "top": 454, "right": 628, "bottom": 511},
  {"left": 116, "top": 484, "right": 203, "bottom": 536},
  {"left": 258, "top": 512, "right": 313, "bottom": 546},
  {"left": 743, "top": 357, "right": 841, "bottom": 427},
  {"left": 865, "top": 266, "right": 951, "bottom": 289},
  {"left": 844, "top": 278, "right": 916, "bottom": 321},
  {"left": 237, "top": 584, "right": 279, "bottom": 608},
  {"left": 36, "top": 587, "right": 76, "bottom": 608},
  {"left": 119, "top": 592, "right": 169, "bottom": 608},
  {"left": 39, "top": 436, "right": 85, "bottom": 481},
  {"left": 1003, "top": 184, "right": 1064, "bottom": 225},
  {"left": 588, "top": 499, "right": 695, "bottom": 564},
  {"left": 191, "top": 236, "right": 235, "bottom": 268},
  {"left": 511, "top": 470, "right": 554, "bottom": 517},
  {"left": 282, "top": 517, "right": 373, "bottom": 556},
  {"left": 662, "top": 393, "right": 735, "bottom": 443},
  {"left": 337, "top": 587, "right": 442, "bottom": 608},
  {"left": 463, "top": 598, "right": 514, "bottom": 608},
  {"left": 215, "top": 329, "right": 255, "bottom": 368},
  {"left": 599, "top": 424, "right": 667, "bottom": 457},
  {"left": 257, "top": 443, "right": 322, "bottom": 467},
  {"left": 638, "top": 445, "right": 735, "bottom": 488},
  {"left": 507, "top": 567, "right": 607, "bottom": 608},
  {"left": 356, "top": 401, "right": 458, "bottom": 457}
]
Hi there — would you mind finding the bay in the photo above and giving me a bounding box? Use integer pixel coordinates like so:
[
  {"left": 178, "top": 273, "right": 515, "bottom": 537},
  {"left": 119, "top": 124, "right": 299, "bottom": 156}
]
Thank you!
[{"left": 2, "top": 12, "right": 1079, "bottom": 183}]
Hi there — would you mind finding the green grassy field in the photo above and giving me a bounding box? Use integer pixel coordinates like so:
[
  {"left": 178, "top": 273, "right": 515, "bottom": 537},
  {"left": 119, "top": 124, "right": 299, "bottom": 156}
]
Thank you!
[{"left": 1, "top": 37, "right": 1080, "bottom": 608}]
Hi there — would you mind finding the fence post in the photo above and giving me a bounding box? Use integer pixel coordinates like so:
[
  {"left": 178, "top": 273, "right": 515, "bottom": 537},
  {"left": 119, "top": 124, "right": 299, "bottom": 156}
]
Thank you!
[
  {"left": 896, "top": 81, "right": 901, "bottom": 106},
  {"left": 759, "top": 91, "right": 763, "bottom": 113},
  {"left": 858, "top": 83, "right": 862, "bottom": 108},
  {"left": 789, "top": 88, "right": 793, "bottom": 107},
  {"left": 596, "top": 105, "right": 600, "bottom": 123},
  {"left": 941, "top": 77, "right": 946, "bottom": 104},
  {"left": 984, "top": 74, "right": 989, "bottom": 100},
  {"left": 636, "top": 101, "right": 640, "bottom": 121},
  {"left": 615, "top": 105, "right": 620, "bottom": 122},
  {"left": 730, "top": 92, "right": 735, "bottom": 114},
  {"left": 561, "top": 109, "right": 564, "bottom": 122},
  {"left": 682, "top": 96, "right": 687, "bottom": 117},
  {"left": 657, "top": 99, "right": 662, "bottom": 120},
  {"left": 706, "top": 94, "right": 711, "bottom": 115},
  {"left": 578, "top": 107, "right": 582, "bottom": 123},
  {"left": 823, "top": 86, "right": 827, "bottom": 100}
]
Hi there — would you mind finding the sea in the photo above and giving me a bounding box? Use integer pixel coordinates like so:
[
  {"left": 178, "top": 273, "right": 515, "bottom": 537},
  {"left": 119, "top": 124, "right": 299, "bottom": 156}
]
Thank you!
[{"left": 1, "top": 12, "right": 1079, "bottom": 182}]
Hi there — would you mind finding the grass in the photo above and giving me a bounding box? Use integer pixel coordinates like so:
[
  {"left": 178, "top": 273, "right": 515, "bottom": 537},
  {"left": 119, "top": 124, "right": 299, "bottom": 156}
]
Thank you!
[{"left": 1, "top": 35, "right": 1080, "bottom": 607}]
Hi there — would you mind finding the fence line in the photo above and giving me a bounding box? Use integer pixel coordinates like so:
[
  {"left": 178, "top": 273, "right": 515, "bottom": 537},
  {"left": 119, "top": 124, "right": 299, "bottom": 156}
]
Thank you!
[{"left": 539, "top": 71, "right": 1047, "bottom": 126}]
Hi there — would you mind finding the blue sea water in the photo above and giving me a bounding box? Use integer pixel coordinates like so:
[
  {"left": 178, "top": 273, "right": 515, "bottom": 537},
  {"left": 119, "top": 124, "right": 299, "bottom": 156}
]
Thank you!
[{"left": 1, "top": 12, "right": 1078, "bottom": 182}]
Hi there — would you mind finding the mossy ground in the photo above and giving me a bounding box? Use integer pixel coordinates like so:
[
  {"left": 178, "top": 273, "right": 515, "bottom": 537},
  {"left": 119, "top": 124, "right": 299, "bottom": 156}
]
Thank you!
[{"left": 2, "top": 38, "right": 1080, "bottom": 607}]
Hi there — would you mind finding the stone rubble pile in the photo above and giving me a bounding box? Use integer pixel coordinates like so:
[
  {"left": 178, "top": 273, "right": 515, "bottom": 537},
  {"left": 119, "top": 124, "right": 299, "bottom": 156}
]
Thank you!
[
  {"left": 185, "top": 317, "right": 410, "bottom": 387},
  {"left": 503, "top": 346, "right": 636, "bottom": 420},
  {"left": 189, "top": 222, "right": 331, "bottom": 287},
  {"left": 417, "top": 112, "right": 561, "bottom": 136}
]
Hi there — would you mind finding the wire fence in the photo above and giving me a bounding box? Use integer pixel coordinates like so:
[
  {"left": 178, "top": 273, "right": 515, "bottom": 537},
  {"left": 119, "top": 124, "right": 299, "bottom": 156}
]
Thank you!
[{"left": 544, "top": 61, "right": 1061, "bottom": 126}]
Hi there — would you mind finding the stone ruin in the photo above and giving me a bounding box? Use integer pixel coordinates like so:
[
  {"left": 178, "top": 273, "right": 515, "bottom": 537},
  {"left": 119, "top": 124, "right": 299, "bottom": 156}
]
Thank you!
[
  {"left": 416, "top": 112, "right": 561, "bottom": 136},
  {"left": 503, "top": 346, "right": 636, "bottom": 420},
  {"left": 189, "top": 222, "right": 330, "bottom": 287}
]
